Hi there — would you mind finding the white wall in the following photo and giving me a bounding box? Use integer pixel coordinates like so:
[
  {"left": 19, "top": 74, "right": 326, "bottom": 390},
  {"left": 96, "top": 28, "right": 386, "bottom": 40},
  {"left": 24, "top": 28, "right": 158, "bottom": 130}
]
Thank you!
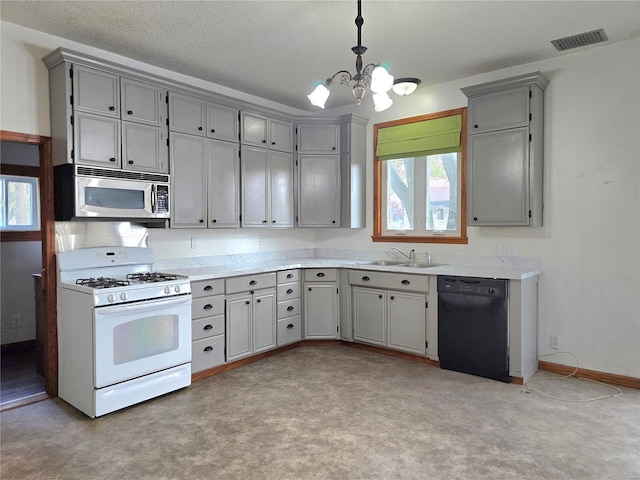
[{"left": 1, "top": 20, "right": 638, "bottom": 378}]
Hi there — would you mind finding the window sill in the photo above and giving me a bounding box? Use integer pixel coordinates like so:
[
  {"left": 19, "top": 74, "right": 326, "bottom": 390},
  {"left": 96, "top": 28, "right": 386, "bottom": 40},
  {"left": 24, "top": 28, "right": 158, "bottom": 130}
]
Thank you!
[
  {"left": 372, "top": 234, "right": 468, "bottom": 245},
  {"left": 1, "top": 231, "right": 42, "bottom": 242}
]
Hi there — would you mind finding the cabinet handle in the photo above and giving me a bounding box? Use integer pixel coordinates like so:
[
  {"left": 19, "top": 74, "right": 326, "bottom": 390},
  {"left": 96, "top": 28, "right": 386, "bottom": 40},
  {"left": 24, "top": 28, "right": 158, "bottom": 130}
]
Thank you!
[
  {"left": 210, "top": 128, "right": 216, "bottom": 133},
  {"left": 109, "top": 157, "right": 116, "bottom": 162},
  {"left": 390, "top": 296, "right": 395, "bottom": 300},
  {"left": 128, "top": 160, "right": 134, "bottom": 165},
  {"left": 287, "top": 273, "right": 293, "bottom": 279},
  {"left": 474, "top": 124, "right": 479, "bottom": 128},
  {"left": 198, "top": 127, "right": 203, "bottom": 131},
  {"left": 401, "top": 280, "right": 410, "bottom": 285},
  {"left": 286, "top": 288, "right": 294, "bottom": 294},
  {"left": 249, "top": 280, "right": 257, "bottom": 285},
  {"left": 362, "top": 276, "right": 370, "bottom": 281},
  {"left": 257, "top": 299, "right": 261, "bottom": 303},
  {"left": 211, "top": 219, "right": 217, "bottom": 223},
  {"left": 262, "top": 139, "right": 267, "bottom": 143},
  {"left": 473, "top": 217, "right": 478, "bottom": 221},
  {"left": 204, "top": 324, "right": 213, "bottom": 330},
  {"left": 378, "top": 294, "right": 383, "bottom": 299},
  {"left": 199, "top": 219, "right": 204, "bottom": 223},
  {"left": 204, "top": 285, "right": 213, "bottom": 291},
  {"left": 262, "top": 220, "right": 268, "bottom": 224},
  {"left": 272, "top": 220, "right": 276, "bottom": 223},
  {"left": 109, "top": 106, "right": 115, "bottom": 111},
  {"left": 204, "top": 346, "right": 213, "bottom": 352},
  {"left": 316, "top": 272, "right": 325, "bottom": 278},
  {"left": 127, "top": 110, "right": 133, "bottom": 115},
  {"left": 287, "top": 323, "right": 294, "bottom": 329},
  {"left": 203, "top": 304, "right": 213, "bottom": 310},
  {"left": 271, "top": 141, "right": 276, "bottom": 145},
  {"left": 287, "top": 306, "right": 294, "bottom": 311}
]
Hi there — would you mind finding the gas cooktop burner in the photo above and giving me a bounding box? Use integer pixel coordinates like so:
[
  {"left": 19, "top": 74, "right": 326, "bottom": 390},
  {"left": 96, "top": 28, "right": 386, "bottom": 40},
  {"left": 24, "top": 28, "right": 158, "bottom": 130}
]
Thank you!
[
  {"left": 126, "top": 272, "right": 178, "bottom": 283},
  {"left": 76, "top": 277, "right": 131, "bottom": 289}
]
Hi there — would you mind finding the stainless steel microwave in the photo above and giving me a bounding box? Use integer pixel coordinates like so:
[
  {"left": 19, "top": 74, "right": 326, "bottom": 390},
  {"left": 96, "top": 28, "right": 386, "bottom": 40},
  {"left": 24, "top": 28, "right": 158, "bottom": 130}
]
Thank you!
[{"left": 54, "top": 165, "right": 170, "bottom": 221}]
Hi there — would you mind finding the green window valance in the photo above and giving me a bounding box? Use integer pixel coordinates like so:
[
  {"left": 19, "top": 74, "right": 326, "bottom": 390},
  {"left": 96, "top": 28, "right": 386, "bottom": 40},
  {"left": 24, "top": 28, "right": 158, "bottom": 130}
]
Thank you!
[{"left": 376, "top": 114, "right": 462, "bottom": 160}]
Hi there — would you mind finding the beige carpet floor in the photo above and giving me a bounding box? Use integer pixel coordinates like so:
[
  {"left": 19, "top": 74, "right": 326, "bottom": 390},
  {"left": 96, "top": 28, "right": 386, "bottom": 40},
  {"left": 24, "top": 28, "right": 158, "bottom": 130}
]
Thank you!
[{"left": 1, "top": 345, "right": 639, "bottom": 480}]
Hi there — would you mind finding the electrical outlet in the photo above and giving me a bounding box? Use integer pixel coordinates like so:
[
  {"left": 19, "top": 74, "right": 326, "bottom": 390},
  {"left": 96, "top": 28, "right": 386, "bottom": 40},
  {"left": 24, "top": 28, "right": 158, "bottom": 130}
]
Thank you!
[
  {"left": 259, "top": 235, "right": 265, "bottom": 245},
  {"left": 550, "top": 335, "right": 559, "bottom": 349},
  {"left": 503, "top": 244, "right": 517, "bottom": 256},
  {"left": 190, "top": 237, "right": 197, "bottom": 249}
]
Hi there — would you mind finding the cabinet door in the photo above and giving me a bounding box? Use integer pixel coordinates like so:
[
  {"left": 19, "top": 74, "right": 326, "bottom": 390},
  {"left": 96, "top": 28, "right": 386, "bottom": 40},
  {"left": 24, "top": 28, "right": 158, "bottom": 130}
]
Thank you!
[
  {"left": 269, "top": 118, "right": 293, "bottom": 153},
  {"left": 168, "top": 92, "right": 206, "bottom": 136},
  {"left": 387, "top": 291, "right": 426, "bottom": 355},
  {"left": 468, "top": 127, "right": 529, "bottom": 226},
  {"left": 73, "top": 65, "right": 120, "bottom": 118},
  {"left": 75, "top": 112, "right": 121, "bottom": 167},
  {"left": 121, "top": 78, "right": 164, "bottom": 126},
  {"left": 297, "top": 155, "right": 340, "bottom": 227},
  {"left": 304, "top": 282, "right": 338, "bottom": 339},
  {"left": 207, "top": 139, "right": 240, "bottom": 228},
  {"left": 297, "top": 124, "right": 339, "bottom": 154},
  {"left": 269, "top": 151, "right": 294, "bottom": 228},
  {"left": 169, "top": 133, "right": 207, "bottom": 228},
  {"left": 352, "top": 287, "right": 386, "bottom": 347},
  {"left": 241, "top": 147, "right": 269, "bottom": 227},
  {"left": 226, "top": 293, "right": 253, "bottom": 362},
  {"left": 469, "top": 86, "right": 530, "bottom": 134},
  {"left": 241, "top": 112, "right": 268, "bottom": 147},
  {"left": 253, "top": 289, "right": 276, "bottom": 354},
  {"left": 207, "top": 102, "right": 238, "bottom": 142},
  {"left": 122, "top": 122, "right": 167, "bottom": 173}
]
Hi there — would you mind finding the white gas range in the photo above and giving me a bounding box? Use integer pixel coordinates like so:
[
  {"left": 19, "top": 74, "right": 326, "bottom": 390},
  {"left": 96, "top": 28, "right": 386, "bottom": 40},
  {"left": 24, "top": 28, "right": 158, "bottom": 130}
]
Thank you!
[{"left": 56, "top": 246, "right": 192, "bottom": 417}]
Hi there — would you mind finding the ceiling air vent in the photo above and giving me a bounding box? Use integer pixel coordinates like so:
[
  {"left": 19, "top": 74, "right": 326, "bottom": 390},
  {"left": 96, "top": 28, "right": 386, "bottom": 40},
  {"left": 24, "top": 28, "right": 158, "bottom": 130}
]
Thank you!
[{"left": 551, "top": 29, "right": 608, "bottom": 51}]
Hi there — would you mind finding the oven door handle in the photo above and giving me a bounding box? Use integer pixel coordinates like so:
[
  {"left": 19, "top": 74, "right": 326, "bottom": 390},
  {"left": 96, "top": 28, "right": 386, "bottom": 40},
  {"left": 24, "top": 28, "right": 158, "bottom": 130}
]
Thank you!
[{"left": 96, "top": 295, "right": 192, "bottom": 316}]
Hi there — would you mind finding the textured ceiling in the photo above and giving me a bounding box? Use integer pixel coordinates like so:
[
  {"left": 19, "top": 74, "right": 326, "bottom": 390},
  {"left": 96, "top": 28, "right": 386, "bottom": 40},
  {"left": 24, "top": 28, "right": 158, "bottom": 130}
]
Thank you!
[{"left": 1, "top": 1, "right": 639, "bottom": 111}]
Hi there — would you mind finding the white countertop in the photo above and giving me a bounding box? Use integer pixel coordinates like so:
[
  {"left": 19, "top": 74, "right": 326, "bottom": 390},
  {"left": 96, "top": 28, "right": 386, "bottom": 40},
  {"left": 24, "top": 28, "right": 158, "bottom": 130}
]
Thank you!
[{"left": 163, "top": 257, "right": 542, "bottom": 282}]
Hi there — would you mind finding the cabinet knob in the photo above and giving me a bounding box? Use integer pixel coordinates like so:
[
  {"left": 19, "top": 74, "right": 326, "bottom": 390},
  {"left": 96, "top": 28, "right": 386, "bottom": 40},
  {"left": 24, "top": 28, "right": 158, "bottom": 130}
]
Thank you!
[
  {"left": 245, "top": 300, "right": 250, "bottom": 304},
  {"left": 211, "top": 219, "right": 217, "bottom": 223},
  {"left": 109, "top": 106, "right": 115, "bottom": 111},
  {"left": 127, "top": 110, "right": 133, "bottom": 115},
  {"left": 128, "top": 160, "right": 134, "bottom": 165},
  {"left": 474, "top": 124, "right": 478, "bottom": 128},
  {"left": 204, "top": 324, "right": 213, "bottom": 330},
  {"left": 332, "top": 146, "right": 336, "bottom": 150},
  {"left": 362, "top": 276, "right": 370, "bottom": 281},
  {"left": 308, "top": 287, "right": 312, "bottom": 291},
  {"left": 203, "top": 304, "right": 213, "bottom": 310},
  {"left": 316, "top": 272, "right": 325, "bottom": 278},
  {"left": 473, "top": 217, "right": 478, "bottom": 221},
  {"left": 287, "top": 323, "right": 294, "bottom": 329},
  {"left": 262, "top": 139, "right": 267, "bottom": 143},
  {"left": 198, "top": 127, "right": 203, "bottom": 131},
  {"left": 286, "top": 274, "right": 293, "bottom": 279},
  {"left": 271, "top": 141, "right": 276, "bottom": 145},
  {"left": 257, "top": 299, "right": 261, "bottom": 303},
  {"left": 401, "top": 280, "right": 410, "bottom": 285},
  {"left": 379, "top": 294, "right": 383, "bottom": 299},
  {"left": 250, "top": 290, "right": 254, "bottom": 295},
  {"left": 390, "top": 295, "right": 395, "bottom": 300},
  {"left": 286, "top": 288, "right": 293, "bottom": 294},
  {"left": 109, "top": 157, "right": 116, "bottom": 162},
  {"left": 199, "top": 219, "right": 204, "bottom": 223},
  {"left": 210, "top": 128, "right": 216, "bottom": 133},
  {"left": 262, "top": 220, "right": 268, "bottom": 224},
  {"left": 249, "top": 280, "right": 257, "bottom": 285},
  {"left": 204, "top": 346, "right": 213, "bottom": 352},
  {"left": 204, "top": 285, "right": 213, "bottom": 291},
  {"left": 287, "top": 306, "right": 294, "bottom": 311},
  {"left": 332, "top": 220, "right": 336, "bottom": 224}
]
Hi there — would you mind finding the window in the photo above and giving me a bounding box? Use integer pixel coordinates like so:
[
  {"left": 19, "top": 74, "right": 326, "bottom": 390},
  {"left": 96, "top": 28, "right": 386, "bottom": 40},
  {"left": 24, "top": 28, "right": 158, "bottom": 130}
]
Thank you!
[
  {"left": 373, "top": 108, "right": 468, "bottom": 244},
  {"left": 0, "top": 174, "right": 40, "bottom": 231}
]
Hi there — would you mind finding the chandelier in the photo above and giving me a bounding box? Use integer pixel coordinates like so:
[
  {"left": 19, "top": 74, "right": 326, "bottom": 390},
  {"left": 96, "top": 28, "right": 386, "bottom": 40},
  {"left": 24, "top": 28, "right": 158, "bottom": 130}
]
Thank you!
[{"left": 307, "top": 0, "right": 396, "bottom": 112}]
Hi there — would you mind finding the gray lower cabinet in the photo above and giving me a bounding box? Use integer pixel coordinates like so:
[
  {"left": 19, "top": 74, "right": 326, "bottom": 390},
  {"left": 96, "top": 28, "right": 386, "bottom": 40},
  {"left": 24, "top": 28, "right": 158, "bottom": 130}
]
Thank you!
[
  {"left": 191, "top": 278, "right": 226, "bottom": 373},
  {"left": 225, "top": 273, "right": 277, "bottom": 362},
  {"left": 276, "top": 269, "right": 302, "bottom": 346},
  {"left": 303, "top": 269, "right": 339, "bottom": 339},
  {"left": 349, "top": 270, "right": 428, "bottom": 356}
]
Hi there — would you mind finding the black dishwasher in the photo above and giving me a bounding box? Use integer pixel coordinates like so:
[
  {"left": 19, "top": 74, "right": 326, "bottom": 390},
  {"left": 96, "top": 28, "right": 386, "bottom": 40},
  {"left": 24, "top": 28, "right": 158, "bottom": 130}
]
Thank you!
[{"left": 437, "top": 276, "right": 510, "bottom": 383}]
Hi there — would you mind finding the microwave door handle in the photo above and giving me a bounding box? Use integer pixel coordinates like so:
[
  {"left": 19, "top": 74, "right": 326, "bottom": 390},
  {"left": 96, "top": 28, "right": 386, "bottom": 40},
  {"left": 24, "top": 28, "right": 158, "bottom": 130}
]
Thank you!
[{"left": 151, "top": 184, "right": 156, "bottom": 214}]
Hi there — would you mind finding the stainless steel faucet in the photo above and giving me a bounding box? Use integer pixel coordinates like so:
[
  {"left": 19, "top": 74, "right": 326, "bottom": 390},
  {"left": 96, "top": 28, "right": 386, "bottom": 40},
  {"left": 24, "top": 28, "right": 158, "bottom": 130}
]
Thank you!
[
  {"left": 391, "top": 247, "right": 415, "bottom": 262},
  {"left": 425, "top": 252, "right": 431, "bottom": 265}
]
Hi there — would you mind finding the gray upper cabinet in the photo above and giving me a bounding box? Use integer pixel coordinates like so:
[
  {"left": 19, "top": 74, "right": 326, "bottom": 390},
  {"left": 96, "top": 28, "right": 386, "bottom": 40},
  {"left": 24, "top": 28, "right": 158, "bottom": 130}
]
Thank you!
[
  {"left": 168, "top": 92, "right": 206, "bottom": 135},
  {"left": 297, "top": 154, "right": 340, "bottom": 227},
  {"left": 121, "top": 78, "right": 164, "bottom": 127},
  {"left": 297, "top": 124, "right": 339, "bottom": 154},
  {"left": 122, "top": 122, "right": 166, "bottom": 173},
  {"left": 75, "top": 112, "right": 121, "bottom": 167},
  {"left": 169, "top": 132, "right": 207, "bottom": 228},
  {"left": 462, "top": 72, "right": 548, "bottom": 227},
  {"left": 206, "top": 102, "right": 238, "bottom": 142},
  {"left": 74, "top": 65, "right": 120, "bottom": 118},
  {"left": 207, "top": 138, "right": 240, "bottom": 228},
  {"left": 241, "top": 112, "right": 293, "bottom": 153}
]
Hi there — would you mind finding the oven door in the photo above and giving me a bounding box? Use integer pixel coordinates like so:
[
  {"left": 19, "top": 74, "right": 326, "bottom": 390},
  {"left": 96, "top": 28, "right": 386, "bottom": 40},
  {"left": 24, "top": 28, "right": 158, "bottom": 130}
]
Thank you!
[
  {"left": 94, "top": 295, "right": 192, "bottom": 388},
  {"left": 77, "top": 175, "right": 156, "bottom": 219}
]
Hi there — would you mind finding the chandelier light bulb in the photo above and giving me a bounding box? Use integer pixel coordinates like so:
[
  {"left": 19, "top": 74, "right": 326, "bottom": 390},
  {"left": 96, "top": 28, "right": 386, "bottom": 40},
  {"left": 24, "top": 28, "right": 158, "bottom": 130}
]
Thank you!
[
  {"left": 373, "top": 91, "right": 393, "bottom": 112},
  {"left": 307, "top": 83, "right": 331, "bottom": 109},
  {"left": 370, "top": 66, "right": 394, "bottom": 94}
]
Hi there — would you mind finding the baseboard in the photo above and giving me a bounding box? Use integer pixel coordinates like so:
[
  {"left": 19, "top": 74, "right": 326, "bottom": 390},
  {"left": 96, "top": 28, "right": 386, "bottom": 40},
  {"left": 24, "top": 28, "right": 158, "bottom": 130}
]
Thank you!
[
  {"left": 538, "top": 361, "right": 640, "bottom": 389},
  {"left": 341, "top": 341, "right": 440, "bottom": 367}
]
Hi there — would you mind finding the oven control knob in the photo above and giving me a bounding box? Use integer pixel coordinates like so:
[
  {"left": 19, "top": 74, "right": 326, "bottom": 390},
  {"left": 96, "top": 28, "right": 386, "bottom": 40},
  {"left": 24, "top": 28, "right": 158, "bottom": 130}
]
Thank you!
[
  {"left": 120, "top": 292, "right": 128, "bottom": 301},
  {"left": 164, "top": 286, "right": 171, "bottom": 295},
  {"left": 107, "top": 294, "right": 115, "bottom": 303},
  {"left": 174, "top": 285, "right": 181, "bottom": 294}
]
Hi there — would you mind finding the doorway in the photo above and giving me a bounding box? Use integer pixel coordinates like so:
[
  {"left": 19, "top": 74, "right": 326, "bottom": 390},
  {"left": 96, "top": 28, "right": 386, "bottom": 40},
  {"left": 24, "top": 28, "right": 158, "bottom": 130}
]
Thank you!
[{"left": 0, "top": 131, "right": 56, "bottom": 411}]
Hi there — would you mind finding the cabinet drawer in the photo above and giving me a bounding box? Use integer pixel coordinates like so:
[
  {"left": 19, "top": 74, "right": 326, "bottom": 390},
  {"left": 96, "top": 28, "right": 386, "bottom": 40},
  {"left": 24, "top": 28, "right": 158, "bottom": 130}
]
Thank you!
[
  {"left": 277, "top": 315, "right": 302, "bottom": 347},
  {"left": 277, "top": 282, "right": 301, "bottom": 300},
  {"left": 191, "top": 278, "right": 224, "bottom": 298},
  {"left": 348, "top": 270, "right": 429, "bottom": 292},
  {"left": 191, "top": 335, "right": 225, "bottom": 373},
  {"left": 226, "top": 272, "right": 277, "bottom": 294},
  {"left": 304, "top": 268, "right": 337, "bottom": 282},
  {"left": 192, "top": 315, "right": 225, "bottom": 341},
  {"left": 192, "top": 294, "right": 225, "bottom": 319},
  {"left": 277, "top": 298, "right": 301, "bottom": 319},
  {"left": 277, "top": 269, "right": 300, "bottom": 283}
]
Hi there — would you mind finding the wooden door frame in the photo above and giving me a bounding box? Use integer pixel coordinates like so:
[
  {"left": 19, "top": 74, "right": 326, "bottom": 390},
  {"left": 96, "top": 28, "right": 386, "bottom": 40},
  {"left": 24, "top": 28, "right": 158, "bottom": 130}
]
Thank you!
[{"left": 1, "top": 130, "right": 57, "bottom": 398}]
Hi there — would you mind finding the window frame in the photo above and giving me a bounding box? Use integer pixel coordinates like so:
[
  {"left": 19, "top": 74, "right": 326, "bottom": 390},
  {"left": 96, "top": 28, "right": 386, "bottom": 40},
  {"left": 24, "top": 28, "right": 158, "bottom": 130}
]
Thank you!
[
  {"left": 0, "top": 164, "right": 41, "bottom": 242},
  {"left": 372, "top": 107, "right": 468, "bottom": 244}
]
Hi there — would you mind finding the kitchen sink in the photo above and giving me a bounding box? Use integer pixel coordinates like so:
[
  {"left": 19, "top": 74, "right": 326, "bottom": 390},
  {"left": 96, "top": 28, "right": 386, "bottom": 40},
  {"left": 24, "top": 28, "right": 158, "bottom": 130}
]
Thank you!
[
  {"left": 400, "top": 262, "right": 445, "bottom": 268},
  {"left": 364, "top": 260, "right": 406, "bottom": 266}
]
